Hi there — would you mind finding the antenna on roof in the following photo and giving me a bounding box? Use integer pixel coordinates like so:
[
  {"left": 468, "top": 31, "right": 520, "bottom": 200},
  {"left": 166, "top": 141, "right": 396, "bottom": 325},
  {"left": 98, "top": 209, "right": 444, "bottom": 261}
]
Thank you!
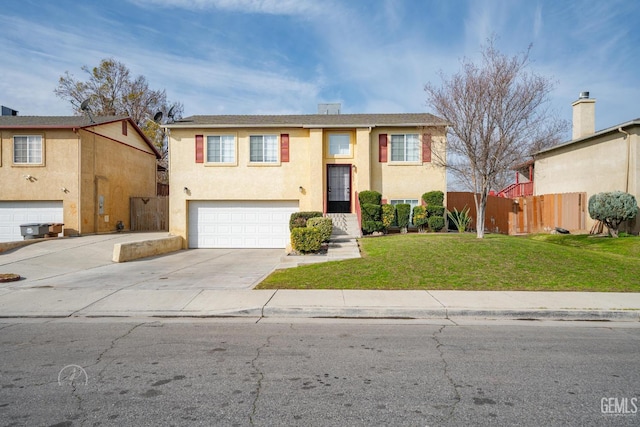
[
  {"left": 80, "top": 99, "right": 95, "bottom": 123},
  {"left": 153, "top": 111, "right": 163, "bottom": 123}
]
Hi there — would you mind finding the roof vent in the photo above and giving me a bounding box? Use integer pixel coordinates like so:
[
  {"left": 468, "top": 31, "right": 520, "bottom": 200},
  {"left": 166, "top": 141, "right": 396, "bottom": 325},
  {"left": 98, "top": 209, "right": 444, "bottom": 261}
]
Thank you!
[
  {"left": 318, "top": 103, "right": 341, "bottom": 115},
  {"left": 1, "top": 106, "right": 18, "bottom": 116},
  {"left": 579, "top": 91, "right": 590, "bottom": 99}
]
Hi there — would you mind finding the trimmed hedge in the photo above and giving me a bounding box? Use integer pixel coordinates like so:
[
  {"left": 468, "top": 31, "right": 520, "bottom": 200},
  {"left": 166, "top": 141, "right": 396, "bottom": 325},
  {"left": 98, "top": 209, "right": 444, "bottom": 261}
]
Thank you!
[
  {"left": 291, "top": 227, "right": 322, "bottom": 253},
  {"left": 412, "top": 205, "right": 428, "bottom": 230},
  {"left": 381, "top": 204, "right": 396, "bottom": 230},
  {"left": 363, "top": 220, "right": 384, "bottom": 234},
  {"left": 289, "top": 211, "right": 323, "bottom": 231},
  {"left": 307, "top": 217, "right": 333, "bottom": 242},
  {"left": 422, "top": 191, "right": 444, "bottom": 206},
  {"left": 359, "top": 191, "right": 382, "bottom": 206},
  {"left": 361, "top": 203, "right": 382, "bottom": 221},
  {"left": 396, "top": 203, "right": 411, "bottom": 230},
  {"left": 426, "top": 205, "right": 445, "bottom": 217},
  {"left": 428, "top": 215, "right": 445, "bottom": 232}
]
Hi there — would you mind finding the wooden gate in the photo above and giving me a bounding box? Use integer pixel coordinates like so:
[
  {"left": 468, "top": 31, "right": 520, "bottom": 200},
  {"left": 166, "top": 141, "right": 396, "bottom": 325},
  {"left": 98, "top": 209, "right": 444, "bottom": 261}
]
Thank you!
[
  {"left": 130, "top": 197, "right": 169, "bottom": 231},
  {"left": 511, "top": 193, "right": 587, "bottom": 234}
]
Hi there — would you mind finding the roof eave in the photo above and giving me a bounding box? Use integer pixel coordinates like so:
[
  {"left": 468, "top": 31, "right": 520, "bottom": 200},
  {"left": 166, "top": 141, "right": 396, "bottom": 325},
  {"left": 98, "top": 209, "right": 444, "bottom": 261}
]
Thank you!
[{"left": 536, "top": 119, "right": 640, "bottom": 156}]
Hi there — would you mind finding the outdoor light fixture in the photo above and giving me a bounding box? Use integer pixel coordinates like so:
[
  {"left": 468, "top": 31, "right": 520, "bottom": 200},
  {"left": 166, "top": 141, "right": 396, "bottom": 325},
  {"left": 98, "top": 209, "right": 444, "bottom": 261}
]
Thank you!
[
  {"left": 299, "top": 186, "right": 304, "bottom": 193},
  {"left": 23, "top": 174, "right": 31, "bottom": 180},
  {"left": 61, "top": 187, "right": 68, "bottom": 193},
  {"left": 183, "top": 187, "right": 189, "bottom": 194}
]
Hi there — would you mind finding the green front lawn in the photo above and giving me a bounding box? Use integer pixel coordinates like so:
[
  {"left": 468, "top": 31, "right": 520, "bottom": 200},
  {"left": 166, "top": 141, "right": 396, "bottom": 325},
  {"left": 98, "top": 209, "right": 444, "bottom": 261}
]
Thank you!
[{"left": 257, "top": 233, "right": 640, "bottom": 291}]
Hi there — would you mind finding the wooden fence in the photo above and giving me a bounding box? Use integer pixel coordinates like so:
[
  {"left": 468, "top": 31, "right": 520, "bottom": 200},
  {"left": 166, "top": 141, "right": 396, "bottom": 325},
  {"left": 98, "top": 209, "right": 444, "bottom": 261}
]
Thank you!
[
  {"left": 130, "top": 197, "right": 169, "bottom": 231},
  {"left": 447, "top": 192, "right": 513, "bottom": 234},
  {"left": 447, "top": 192, "right": 587, "bottom": 235},
  {"left": 511, "top": 192, "right": 587, "bottom": 234}
]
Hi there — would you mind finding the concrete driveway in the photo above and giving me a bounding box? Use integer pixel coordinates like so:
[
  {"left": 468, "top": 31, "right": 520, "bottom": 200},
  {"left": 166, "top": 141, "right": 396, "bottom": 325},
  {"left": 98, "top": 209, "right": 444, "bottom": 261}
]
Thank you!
[{"left": 0, "top": 233, "right": 284, "bottom": 291}]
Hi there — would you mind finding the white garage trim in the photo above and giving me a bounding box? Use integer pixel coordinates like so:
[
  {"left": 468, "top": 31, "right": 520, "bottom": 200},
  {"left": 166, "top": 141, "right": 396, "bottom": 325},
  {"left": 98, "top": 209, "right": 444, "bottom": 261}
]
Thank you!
[
  {"left": 188, "top": 200, "right": 299, "bottom": 248},
  {"left": 0, "top": 201, "right": 64, "bottom": 242}
]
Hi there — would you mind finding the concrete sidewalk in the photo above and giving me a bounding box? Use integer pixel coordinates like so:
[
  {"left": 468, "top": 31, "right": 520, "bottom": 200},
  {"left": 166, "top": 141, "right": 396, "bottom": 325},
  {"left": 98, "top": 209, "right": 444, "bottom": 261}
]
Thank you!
[{"left": 0, "top": 288, "right": 639, "bottom": 321}]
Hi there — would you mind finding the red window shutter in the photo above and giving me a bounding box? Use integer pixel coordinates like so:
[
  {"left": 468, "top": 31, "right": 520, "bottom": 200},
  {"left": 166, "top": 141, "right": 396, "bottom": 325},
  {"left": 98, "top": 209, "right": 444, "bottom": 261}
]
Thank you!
[
  {"left": 281, "top": 134, "right": 289, "bottom": 162},
  {"left": 422, "top": 134, "right": 432, "bottom": 163},
  {"left": 379, "top": 134, "right": 388, "bottom": 163},
  {"left": 381, "top": 198, "right": 387, "bottom": 205},
  {"left": 195, "top": 135, "right": 204, "bottom": 163}
]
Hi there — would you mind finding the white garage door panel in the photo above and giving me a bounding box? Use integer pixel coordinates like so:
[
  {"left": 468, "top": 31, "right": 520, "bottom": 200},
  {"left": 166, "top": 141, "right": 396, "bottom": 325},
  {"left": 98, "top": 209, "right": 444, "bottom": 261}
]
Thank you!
[
  {"left": 189, "top": 201, "right": 299, "bottom": 248},
  {"left": 0, "top": 201, "right": 64, "bottom": 243}
]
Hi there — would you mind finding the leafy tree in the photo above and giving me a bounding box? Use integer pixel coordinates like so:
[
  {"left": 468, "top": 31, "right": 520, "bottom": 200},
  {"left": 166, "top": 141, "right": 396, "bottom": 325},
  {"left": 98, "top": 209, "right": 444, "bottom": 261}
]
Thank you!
[
  {"left": 54, "top": 58, "right": 183, "bottom": 156},
  {"left": 424, "top": 38, "right": 567, "bottom": 238},
  {"left": 588, "top": 191, "right": 638, "bottom": 237}
]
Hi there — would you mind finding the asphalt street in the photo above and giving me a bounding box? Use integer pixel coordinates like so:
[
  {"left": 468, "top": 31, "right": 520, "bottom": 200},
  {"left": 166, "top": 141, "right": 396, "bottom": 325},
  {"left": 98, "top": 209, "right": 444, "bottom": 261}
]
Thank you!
[{"left": 0, "top": 318, "right": 639, "bottom": 426}]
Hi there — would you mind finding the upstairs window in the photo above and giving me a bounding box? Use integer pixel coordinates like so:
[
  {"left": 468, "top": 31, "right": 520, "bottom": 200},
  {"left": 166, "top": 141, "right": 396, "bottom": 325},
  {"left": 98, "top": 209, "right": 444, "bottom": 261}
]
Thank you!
[
  {"left": 328, "top": 133, "right": 351, "bottom": 156},
  {"left": 250, "top": 135, "right": 278, "bottom": 163},
  {"left": 390, "top": 134, "right": 419, "bottom": 162},
  {"left": 207, "top": 135, "right": 235, "bottom": 163},
  {"left": 13, "top": 135, "right": 42, "bottom": 164}
]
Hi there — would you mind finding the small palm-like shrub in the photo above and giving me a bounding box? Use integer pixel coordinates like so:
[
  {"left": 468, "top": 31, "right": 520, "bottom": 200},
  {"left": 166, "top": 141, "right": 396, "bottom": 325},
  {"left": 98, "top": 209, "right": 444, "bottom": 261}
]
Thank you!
[{"left": 448, "top": 206, "right": 472, "bottom": 233}]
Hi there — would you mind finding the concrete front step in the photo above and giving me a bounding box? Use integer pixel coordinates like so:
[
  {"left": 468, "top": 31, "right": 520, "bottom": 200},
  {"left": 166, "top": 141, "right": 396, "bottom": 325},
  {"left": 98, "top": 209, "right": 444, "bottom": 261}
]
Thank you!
[{"left": 326, "top": 213, "right": 361, "bottom": 238}]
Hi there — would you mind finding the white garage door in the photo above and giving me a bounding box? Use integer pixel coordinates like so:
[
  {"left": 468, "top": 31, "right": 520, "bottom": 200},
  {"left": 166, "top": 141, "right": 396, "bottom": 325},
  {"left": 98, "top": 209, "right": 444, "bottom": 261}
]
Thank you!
[
  {"left": 188, "top": 200, "right": 299, "bottom": 248},
  {"left": 0, "top": 201, "right": 64, "bottom": 243}
]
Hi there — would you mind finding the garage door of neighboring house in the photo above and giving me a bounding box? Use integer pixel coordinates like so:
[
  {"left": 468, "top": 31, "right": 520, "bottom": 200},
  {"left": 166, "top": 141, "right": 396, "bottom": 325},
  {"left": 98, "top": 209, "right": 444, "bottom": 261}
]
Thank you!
[
  {"left": 0, "top": 201, "right": 64, "bottom": 243},
  {"left": 188, "top": 200, "right": 299, "bottom": 248}
]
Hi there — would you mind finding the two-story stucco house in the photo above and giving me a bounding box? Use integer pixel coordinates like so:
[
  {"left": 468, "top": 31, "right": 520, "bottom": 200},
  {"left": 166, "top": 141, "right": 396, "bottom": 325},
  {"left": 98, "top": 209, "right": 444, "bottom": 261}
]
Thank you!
[
  {"left": 166, "top": 112, "right": 448, "bottom": 249},
  {"left": 0, "top": 115, "right": 160, "bottom": 242},
  {"left": 534, "top": 93, "right": 640, "bottom": 234}
]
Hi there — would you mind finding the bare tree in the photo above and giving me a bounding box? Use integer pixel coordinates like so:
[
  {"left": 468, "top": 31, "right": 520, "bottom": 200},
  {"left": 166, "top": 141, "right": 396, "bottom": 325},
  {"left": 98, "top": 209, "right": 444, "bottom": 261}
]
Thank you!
[
  {"left": 55, "top": 58, "right": 183, "bottom": 155},
  {"left": 425, "top": 39, "right": 567, "bottom": 238}
]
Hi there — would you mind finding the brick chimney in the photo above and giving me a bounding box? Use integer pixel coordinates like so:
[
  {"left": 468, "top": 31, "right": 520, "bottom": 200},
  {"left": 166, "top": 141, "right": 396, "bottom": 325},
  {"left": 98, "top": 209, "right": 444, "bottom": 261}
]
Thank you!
[{"left": 572, "top": 91, "right": 595, "bottom": 140}]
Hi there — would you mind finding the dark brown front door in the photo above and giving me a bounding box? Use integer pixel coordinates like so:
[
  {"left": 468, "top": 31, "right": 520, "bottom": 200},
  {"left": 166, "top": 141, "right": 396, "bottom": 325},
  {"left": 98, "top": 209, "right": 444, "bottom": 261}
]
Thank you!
[{"left": 327, "top": 164, "right": 351, "bottom": 213}]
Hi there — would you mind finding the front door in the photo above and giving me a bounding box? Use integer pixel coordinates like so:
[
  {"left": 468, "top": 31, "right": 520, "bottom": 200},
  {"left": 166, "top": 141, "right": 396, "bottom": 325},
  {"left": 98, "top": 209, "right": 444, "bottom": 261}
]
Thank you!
[{"left": 327, "top": 164, "right": 351, "bottom": 213}]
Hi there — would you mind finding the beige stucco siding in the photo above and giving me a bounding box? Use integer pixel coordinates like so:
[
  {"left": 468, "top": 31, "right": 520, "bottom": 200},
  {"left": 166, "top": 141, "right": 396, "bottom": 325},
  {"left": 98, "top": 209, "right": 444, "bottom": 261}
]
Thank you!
[
  {"left": 370, "top": 127, "right": 447, "bottom": 203},
  {"left": 0, "top": 129, "right": 81, "bottom": 234},
  {"left": 89, "top": 121, "right": 156, "bottom": 155},
  {"left": 78, "top": 129, "right": 157, "bottom": 234},
  {"left": 534, "top": 126, "right": 639, "bottom": 233}
]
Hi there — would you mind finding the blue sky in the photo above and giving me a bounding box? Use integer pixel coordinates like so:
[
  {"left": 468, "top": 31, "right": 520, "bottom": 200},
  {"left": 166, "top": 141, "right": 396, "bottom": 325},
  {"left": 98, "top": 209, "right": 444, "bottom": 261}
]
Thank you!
[{"left": 1, "top": 0, "right": 638, "bottom": 140}]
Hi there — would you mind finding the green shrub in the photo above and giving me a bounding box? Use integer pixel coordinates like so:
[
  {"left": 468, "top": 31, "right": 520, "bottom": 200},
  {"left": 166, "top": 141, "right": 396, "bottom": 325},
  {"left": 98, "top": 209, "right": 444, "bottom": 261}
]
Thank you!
[
  {"left": 361, "top": 203, "right": 382, "bottom": 222},
  {"left": 291, "top": 227, "right": 322, "bottom": 253},
  {"left": 428, "top": 215, "right": 445, "bottom": 232},
  {"left": 381, "top": 204, "right": 396, "bottom": 230},
  {"left": 426, "top": 205, "right": 445, "bottom": 217},
  {"left": 396, "top": 203, "right": 411, "bottom": 231},
  {"left": 362, "top": 220, "right": 385, "bottom": 234},
  {"left": 447, "top": 206, "right": 472, "bottom": 233},
  {"left": 358, "top": 191, "right": 382, "bottom": 206},
  {"left": 588, "top": 191, "right": 638, "bottom": 237},
  {"left": 307, "top": 217, "right": 333, "bottom": 242},
  {"left": 289, "top": 211, "right": 323, "bottom": 231},
  {"left": 422, "top": 191, "right": 444, "bottom": 207},
  {"left": 412, "top": 205, "right": 428, "bottom": 231}
]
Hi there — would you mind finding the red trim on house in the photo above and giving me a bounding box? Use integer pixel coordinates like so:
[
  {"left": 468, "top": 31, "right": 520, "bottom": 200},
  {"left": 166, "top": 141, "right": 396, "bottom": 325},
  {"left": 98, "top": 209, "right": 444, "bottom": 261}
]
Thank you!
[
  {"left": 422, "top": 133, "right": 432, "bottom": 162},
  {"left": 195, "top": 135, "right": 204, "bottom": 163},
  {"left": 280, "top": 134, "right": 289, "bottom": 162},
  {"left": 379, "top": 134, "right": 388, "bottom": 162}
]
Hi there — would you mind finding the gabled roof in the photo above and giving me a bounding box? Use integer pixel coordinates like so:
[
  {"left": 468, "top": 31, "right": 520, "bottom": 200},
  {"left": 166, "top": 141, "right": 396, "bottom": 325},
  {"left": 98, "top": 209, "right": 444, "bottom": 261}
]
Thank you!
[
  {"left": 0, "top": 115, "right": 160, "bottom": 159},
  {"left": 536, "top": 118, "right": 640, "bottom": 156},
  {"left": 166, "top": 113, "right": 449, "bottom": 129}
]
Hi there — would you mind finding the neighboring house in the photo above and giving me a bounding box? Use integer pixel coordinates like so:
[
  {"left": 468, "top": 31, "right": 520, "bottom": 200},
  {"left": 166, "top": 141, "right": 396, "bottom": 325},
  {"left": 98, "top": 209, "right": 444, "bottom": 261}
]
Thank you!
[
  {"left": 166, "top": 113, "right": 448, "bottom": 248},
  {"left": 0, "top": 115, "right": 160, "bottom": 242},
  {"left": 533, "top": 93, "right": 640, "bottom": 233}
]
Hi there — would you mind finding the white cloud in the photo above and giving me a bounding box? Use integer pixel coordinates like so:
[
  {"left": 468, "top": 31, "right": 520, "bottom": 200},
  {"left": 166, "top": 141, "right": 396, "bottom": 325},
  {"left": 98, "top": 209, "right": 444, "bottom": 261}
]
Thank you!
[{"left": 128, "top": 0, "right": 325, "bottom": 16}]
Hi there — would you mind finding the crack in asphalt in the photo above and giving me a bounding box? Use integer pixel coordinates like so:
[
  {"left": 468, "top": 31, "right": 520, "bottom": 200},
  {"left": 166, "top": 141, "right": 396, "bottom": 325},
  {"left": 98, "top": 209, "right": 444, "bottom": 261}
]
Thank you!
[
  {"left": 432, "top": 324, "right": 460, "bottom": 422},
  {"left": 249, "top": 335, "right": 273, "bottom": 426}
]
